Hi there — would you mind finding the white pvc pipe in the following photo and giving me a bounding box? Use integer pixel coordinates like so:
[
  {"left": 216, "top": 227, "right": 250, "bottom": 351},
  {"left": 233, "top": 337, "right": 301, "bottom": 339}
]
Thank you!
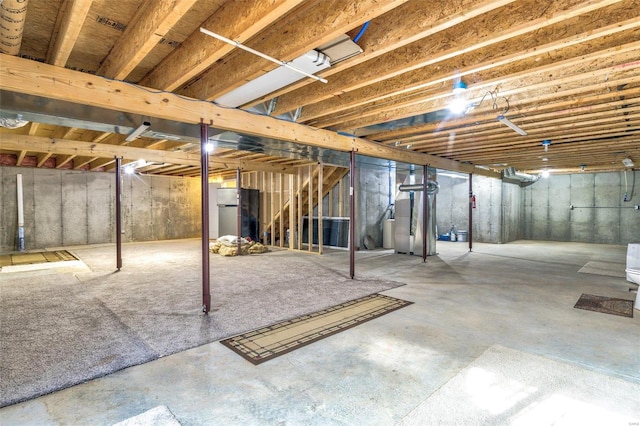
[
  {"left": 17, "top": 174, "right": 24, "bottom": 226},
  {"left": 17, "top": 173, "right": 25, "bottom": 251}
]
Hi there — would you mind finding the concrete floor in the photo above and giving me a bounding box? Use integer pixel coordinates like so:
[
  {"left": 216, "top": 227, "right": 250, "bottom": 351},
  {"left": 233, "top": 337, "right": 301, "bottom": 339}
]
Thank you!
[{"left": 1, "top": 239, "right": 639, "bottom": 425}]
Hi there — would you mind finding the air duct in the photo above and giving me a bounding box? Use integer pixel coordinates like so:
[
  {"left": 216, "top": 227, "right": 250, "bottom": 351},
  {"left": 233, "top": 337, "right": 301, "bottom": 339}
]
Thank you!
[
  {"left": 503, "top": 167, "right": 540, "bottom": 186},
  {"left": 0, "top": 0, "right": 29, "bottom": 55}
]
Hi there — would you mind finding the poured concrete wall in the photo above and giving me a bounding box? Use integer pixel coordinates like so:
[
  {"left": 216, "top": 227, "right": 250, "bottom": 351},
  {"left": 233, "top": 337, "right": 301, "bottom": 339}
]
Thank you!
[
  {"left": 0, "top": 166, "right": 201, "bottom": 251},
  {"left": 357, "top": 166, "right": 393, "bottom": 248},
  {"left": 523, "top": 171, "right": 639, "bottom": 245}
]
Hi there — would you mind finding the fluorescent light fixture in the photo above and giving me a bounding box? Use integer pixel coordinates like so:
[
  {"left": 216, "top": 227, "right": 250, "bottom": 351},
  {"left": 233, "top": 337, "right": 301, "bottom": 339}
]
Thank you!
[
  {"left": 200, "top": 28, "right": 328, "bottom": 84},
  {"left": 125, "top": 121, "right": 150, "bottom": 142},
  {"left": 214, "top": 50, "right": 331, "bottom": 108},
  {"left": 622, "top": 158, "right": 634, "bottom": 167},
  {"left": 497, "top": 115, "right": 527, "bottom": 136}
]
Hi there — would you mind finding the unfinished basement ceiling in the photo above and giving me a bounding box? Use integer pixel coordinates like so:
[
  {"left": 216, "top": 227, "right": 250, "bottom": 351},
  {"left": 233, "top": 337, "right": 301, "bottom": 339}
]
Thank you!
[{"left": 1, "top": 0, "right": 639, "bottom": 177}]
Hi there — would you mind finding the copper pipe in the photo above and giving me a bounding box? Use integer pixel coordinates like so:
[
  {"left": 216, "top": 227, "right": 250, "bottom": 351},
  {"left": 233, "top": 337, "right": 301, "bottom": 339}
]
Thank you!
[{"left": 200, "top": 122, "right": 211, "bottom": 313}]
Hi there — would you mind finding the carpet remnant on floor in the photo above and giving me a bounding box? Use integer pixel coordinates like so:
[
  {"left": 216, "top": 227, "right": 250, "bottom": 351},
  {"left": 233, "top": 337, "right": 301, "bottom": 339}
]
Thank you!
[
  {"left": 0, "top": 250, "right": 77, "bottom": 267},
  {"left": 574, "top": 293, "right": 633, "bottom": 318},
  {"left": 577, "top": 261, "right": 626, "bottom": 278},
  {"left": 221, "top": 294, "right": 413, "bottom": 364}
]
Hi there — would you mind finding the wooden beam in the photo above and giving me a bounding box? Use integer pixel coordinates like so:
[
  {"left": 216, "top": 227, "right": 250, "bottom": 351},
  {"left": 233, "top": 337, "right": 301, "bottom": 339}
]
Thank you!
[
  {"left": 1, "top": 134, "right": 300, "bottom": 174},
  {"left": 98, "top": 0, "right": 199, "bottom": 80},
  {"left": 0, "top": 55, "right": 496, "bottom": 176},
  {"left": 28, "top": 122, "right": 40, "bottom": 136},
  {"left": 273, "top": 0, "right": 624, "bottom": 115},
  {"left": 245, "top": 0, "right": 516, "bottom": 109},
  {"left": 37, "top": 153, "right": 53, "bottom": 167},
  {"left": 179, "top": 0, "right": 408, "bottom": 100},
  {"left": 56, "top": 154, "right": 76, "bottom": 168},
  {"left": 301, "top": 13, "right": 640, "bottom": 123},
  {"left": 46, "top": 0, "right": 95, "bottom": 66},
  {"left": 16, "top": 150, "right": 27, "bottom": 165},
  {"left": 140, "top": 0, "right": 305, "bottom": 91}
]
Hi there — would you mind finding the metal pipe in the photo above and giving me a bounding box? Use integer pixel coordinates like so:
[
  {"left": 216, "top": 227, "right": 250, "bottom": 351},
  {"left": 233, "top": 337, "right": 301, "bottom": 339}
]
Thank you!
[
  {"left": 422, "top": 165, "right": 427, "bottom": 262},
  {"left": 349, "top": 150, "right": 355, "bottom": 279},
  {"left": 200, "top": 122, "right": 211, "bottom": 314},
  {"left": 16, "top": 173, "right": 24, "bottom": 251},
  {"left": 469, "top": 173, "right": 473, "bottom": 252},
  {"left": 236, "top": 168, "right": 242, "bottom": 255},
  {"left": 399, "top": 183, "right": 439, "bottom": 194},
  {"left": 115, "top": 157, "right": 122, "bottom": 270}
]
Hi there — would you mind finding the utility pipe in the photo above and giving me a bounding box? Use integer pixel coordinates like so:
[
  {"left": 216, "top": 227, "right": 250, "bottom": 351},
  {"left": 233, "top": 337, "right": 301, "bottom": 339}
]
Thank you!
[
  {"left": 16, "top": 173, "right": 24, "bottom": 251},
  {"left": 0, "top": 0, "right": 29, "bottom": 55},
  {"left": 115, "top": 157, "right": 122, "bottom": 269},
  {"left": 349, "top": 150, "right": 355, "bottom": 279},
  {"left": 200, "top": 121, "right": 211, "bottom": 314}
]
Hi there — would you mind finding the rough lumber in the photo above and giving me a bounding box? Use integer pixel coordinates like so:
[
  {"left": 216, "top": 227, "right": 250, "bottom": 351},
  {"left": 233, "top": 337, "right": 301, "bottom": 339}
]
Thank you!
[
  {"left": 98, "top": 0, "right": 199, "bottom": 80},
  {"left": 180, "top": 0, "right": 408, "bottom": 100},
  {"left": 0, "top": 55, "right": 498, "bottom": 177},
  {"left": 46, "top": 0, "right": 94, "bottom": 66},
  {"left": 139, "top": 0, "right": 304, "bottom": 91}
]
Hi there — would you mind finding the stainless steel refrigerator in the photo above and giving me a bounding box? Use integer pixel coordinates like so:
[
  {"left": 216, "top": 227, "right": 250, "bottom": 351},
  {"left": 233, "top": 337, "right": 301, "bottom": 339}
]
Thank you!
[{"left": 217, "top": 188, "right": 260, "bottom": 241}]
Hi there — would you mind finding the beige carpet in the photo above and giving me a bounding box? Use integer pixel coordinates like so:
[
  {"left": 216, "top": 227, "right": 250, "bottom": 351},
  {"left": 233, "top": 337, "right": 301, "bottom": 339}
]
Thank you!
[
  {"left": 397, "top": 345, "right": 640, "bottom": 426},
  {"left": 578, "top": 260, "right": 626, "bottom": 278}
]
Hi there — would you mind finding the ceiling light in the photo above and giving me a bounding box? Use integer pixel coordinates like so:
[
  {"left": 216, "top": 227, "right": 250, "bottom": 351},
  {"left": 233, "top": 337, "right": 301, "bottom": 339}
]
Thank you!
[
  {"left": 125, "top": 121, "right": 150, "bottom": 142},
  {"left": 205, "top": 142, "right": 214, "bottom": 153},
  {"left": 449, "top": 97, "right": 468, "bottom": 115},
  {"left": 452, "top": 80, "right": 467, "bottom": 94},
  {"left": 580, "top": 164, "right": 586, "bottom": 172},
  {"left": 124, "top": 165, "right": 135, "bottom": 175},
  {"left": 542, "top": 157, "right": 548, "bottom": 162},
  {"left": 541, "top": 139, "right": 551, "bottom": 152},
  {"left": 497, "top": 115, "right": 527, "bottom": 136},
  {"left": 622, "top": 158, "right": 634, "bottom": 167},
  {"left": 541, "top": 169, "right": 550, "bottom": 178}
]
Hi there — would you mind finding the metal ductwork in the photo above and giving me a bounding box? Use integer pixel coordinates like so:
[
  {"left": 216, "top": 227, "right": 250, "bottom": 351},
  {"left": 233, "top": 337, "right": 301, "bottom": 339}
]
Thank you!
[
  {"left": 503, "top": 166, "right": 541, "bottom": 187},
  {"left": 0, "top": 0, "right": 29, "bottom": 55},
  {"left": 398, "top": 181, "right": 440, "bottom": 195}
]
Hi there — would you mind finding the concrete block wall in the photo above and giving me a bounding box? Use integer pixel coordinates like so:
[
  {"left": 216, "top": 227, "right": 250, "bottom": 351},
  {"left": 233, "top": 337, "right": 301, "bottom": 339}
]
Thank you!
[
  {"left": 0, "top": 166, "right": 201, "bottom": 252},
  {"left": 523, "top": 170, "right": 639, "bottom": 244}
]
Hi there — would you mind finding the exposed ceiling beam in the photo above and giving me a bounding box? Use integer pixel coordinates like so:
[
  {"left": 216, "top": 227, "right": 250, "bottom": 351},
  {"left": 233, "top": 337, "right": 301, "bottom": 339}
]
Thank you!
[
  {"left": 0, "top": 134, "right": 300, "bottom": 174},
  {"left": 245, "top": 0, "right": 516, "bottom": 108},
  {"left": 16, "top": 150, "right": 27, "bottom": 165},
  {"left": 98, "top": 0, "right": 199, "bottom": 80},
  {"left": 0, "top": 55, "right": 499, "bottom": 177},
  {"left": 179, "top": 0, "right": 408, "bottom": 100},
  {"left": 273, "top": 0, "right": 624, "bottom": 116},
  {"left": 140, "top": 0, "right": 306, "bottom": 91},
  {"left": 46, "top": 0, "right": 95, "bottom": 66},
  {"left": 56, "top": 154, "right": 76, "bottom": 168},
  {"left": 36, "top": 152, "right": 53, "bottom": 167},
  {"left": 300, "top": 11, "right": 640, "bottom": 123}
]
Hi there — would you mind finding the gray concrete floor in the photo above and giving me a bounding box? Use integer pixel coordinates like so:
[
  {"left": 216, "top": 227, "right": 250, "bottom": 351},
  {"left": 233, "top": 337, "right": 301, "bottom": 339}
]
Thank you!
[{"left": 1, "top": 239, "right": 639, "bottom": 425}]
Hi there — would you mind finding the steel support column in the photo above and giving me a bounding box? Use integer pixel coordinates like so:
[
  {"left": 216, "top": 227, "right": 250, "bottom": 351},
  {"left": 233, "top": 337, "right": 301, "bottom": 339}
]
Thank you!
[
  {"left": 349, "top": 150, "right": 355, "bottom": 279},
  {"left": 422, "top": 164, "right": 428, "bottom": 262},
  {"left": 115, "top": 156, "right": 122, "bottom": 271},
  {"left": 200, "top": 122, "right": 211, "bottom": 313},
  {"left": 469, "top": 173, "right": 473, "bottom": 252},
  {"left": 236, "top": 168, "right": 242, "bottom": 255}
]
